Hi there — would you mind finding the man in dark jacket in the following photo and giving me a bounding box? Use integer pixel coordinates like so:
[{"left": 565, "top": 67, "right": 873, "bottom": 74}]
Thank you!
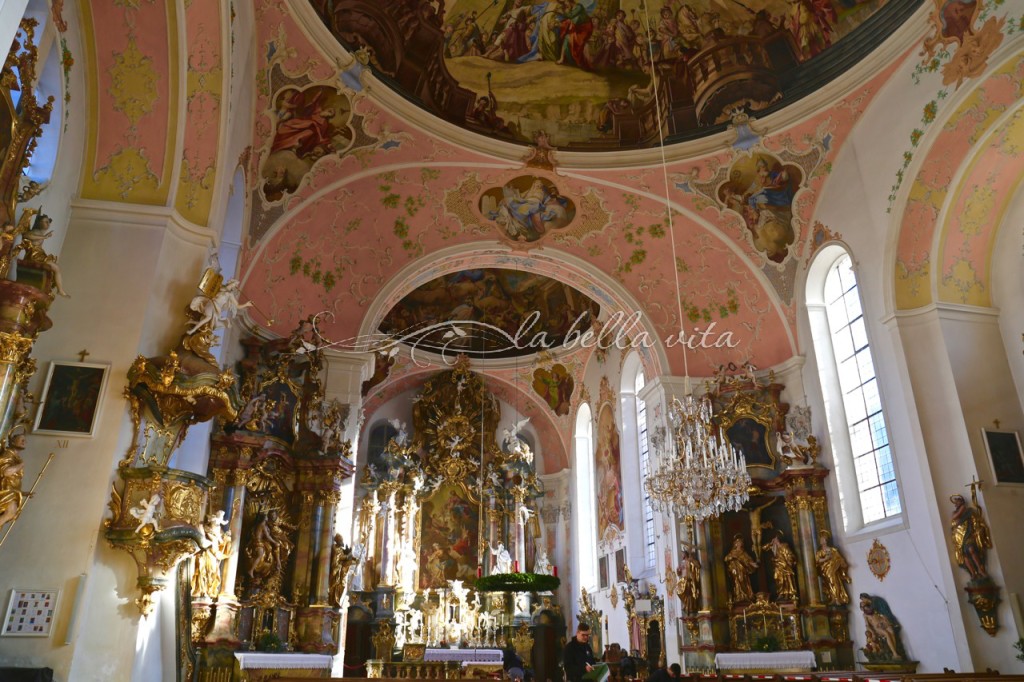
[{"left": 563, "top": 623, "right": 597, "bottom": 682}]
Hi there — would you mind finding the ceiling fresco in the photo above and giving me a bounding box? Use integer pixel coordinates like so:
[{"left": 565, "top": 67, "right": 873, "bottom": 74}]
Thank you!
[
  {"left": 236, "top": 0, "right": 916, "bottom": 379},
  {"left": 378, "top": 268, "right": 602, "bottom": 359},
  {"left": 310, "top": 0, "right": 921, "bottom": 149}
]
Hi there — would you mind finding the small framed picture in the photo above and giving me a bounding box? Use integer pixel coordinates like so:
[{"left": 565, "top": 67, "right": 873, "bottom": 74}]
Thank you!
[
  {"left": 33, "top": 361, "right": 109, "bottom": 437},
  {"left": 599, "top": 556, "right": 609, "bottom": 590},
  {"left": 981, "top": 429, "right": 1024, "bottom": 485},
  {"left": 3, "top": 588, "right": 59, "bottom": 637},
  {"left": 615, "top": 548, "right": 626, "bottom": 583}
]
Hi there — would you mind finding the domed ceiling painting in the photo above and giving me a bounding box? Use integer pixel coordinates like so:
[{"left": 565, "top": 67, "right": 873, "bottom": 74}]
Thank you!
[
  {"left": 312, "top": 0, "right": 920, "bottom": 149},
  {"left": 378, "top": 268, "right": 601, "bottom": 359}
]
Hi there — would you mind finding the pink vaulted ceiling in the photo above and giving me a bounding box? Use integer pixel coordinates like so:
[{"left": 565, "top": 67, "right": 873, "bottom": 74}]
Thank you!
[{"left": 238, "top": 1, "right": 906, "bottom": 378}]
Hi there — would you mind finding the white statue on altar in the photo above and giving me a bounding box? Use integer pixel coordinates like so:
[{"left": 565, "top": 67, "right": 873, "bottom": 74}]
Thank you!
[
  {"left": 490, "top": 541, "right": 513, "bottom": 574},
  {"left": 534, "top": 548, "right": 552, "bottom": 575},
  {"left": 408, "top": 609, "right": 423, "bottom": 642}
]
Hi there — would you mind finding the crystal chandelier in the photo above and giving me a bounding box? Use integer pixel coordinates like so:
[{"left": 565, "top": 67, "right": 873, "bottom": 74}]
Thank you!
[{"left": 645, "top": 394, "right": 751, "bottom": 522}]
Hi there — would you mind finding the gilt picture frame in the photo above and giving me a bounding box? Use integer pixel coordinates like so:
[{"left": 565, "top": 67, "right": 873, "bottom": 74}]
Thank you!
[
  {"left": 981, "top": 428, "right": 1024, "bottom": 486},
  {"left": 33, "top": 361, "right": 109, "bottom": 437}
]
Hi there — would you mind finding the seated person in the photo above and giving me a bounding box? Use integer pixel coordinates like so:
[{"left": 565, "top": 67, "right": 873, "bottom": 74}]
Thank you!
[{"left": 646, "top": 663, "right": 680, "bottom": 682}]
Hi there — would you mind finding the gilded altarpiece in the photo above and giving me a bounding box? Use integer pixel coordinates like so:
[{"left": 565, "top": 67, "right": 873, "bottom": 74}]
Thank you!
[
  {"left": 674, "top": 373, "right": 852, "bottom": 672},
  {"left": 346, "top": 358, "right": 564, "bottom": 681}
]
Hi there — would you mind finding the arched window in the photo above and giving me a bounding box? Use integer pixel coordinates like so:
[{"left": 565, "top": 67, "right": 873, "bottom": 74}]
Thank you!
[
  {"left": 634, "top": 369, "right": 656, "bottom": 568},
  {"left": 574, "top": 403, "right": 597, "bottom": 588},
  {"left": 365, "top": 421, "right": 399, "bottom": 474},
  {"left": 16, "top": 0, "right": 63, "bottom": 185},
  {"left": 807, "top": 247, "right": 902, "bottom": 530}
]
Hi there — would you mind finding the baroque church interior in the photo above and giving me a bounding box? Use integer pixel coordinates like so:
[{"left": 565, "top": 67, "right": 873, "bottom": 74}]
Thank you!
[{"left": 0, "top": 0, "right": 1022, "bottom": 679}]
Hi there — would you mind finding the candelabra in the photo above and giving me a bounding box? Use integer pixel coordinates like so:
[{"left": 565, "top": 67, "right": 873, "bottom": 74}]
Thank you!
[{"left": 646, "top": 394, "right": 750, "bottom": 521}]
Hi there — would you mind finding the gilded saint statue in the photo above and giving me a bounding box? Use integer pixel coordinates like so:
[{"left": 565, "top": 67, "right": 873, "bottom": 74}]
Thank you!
[
  {"left": 677, "top": 549, "right": 701, "bottom": 614},
  {"left": 0, "top": 432, "right": 26, "bottom": 529},
  {"left": 328, "top": 533, "right": 359, "bottom": 606},
  {"left": 814, "top": 530, "right": 851, "bottom": 605},
  {"left": 724, "top": 536, "right": 758, "bottom": 603},
  {"left": 192, "top": 510, "right": 232, "bottom": 599},
  {"left": 762, "top": 533, "right": 797, "bottom": 601},
  {"left": 949, "top": 493, "right": 992, "bottom": 581}
]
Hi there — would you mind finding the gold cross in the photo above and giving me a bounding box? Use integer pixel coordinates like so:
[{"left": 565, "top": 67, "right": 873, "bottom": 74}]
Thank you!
[{"left": 77, "top": 349, "right": 89, "bottom": 363}]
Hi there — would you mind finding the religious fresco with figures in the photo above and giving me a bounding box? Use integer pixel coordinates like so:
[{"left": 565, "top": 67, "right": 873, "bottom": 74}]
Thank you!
[
  {"left": 480, "top": 175, "right": 576, "bottom": 242},
  {"left": 717, "top": 153, "right": 802, "bottom": 263},
  {"left": 261, "top": 86, "right": 354, "bottom": 201},
  {"left": 311, "top": 0, "right": 920, "bottom": 148},
  {"left": 378, "top": 268, "right": 601, "bottom": 359},
  {"left": 596, "top": 402, "right": 625, "bottom": 540}
]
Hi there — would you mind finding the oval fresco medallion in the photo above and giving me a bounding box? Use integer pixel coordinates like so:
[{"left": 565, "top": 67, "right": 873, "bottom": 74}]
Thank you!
[
  {"left": 261, "top": 86, "right": 354, "bottom": 202},
  {"left": 479, "top": 175, "right": 576, "bottom": 243},
  {"left": 379, "top": 268, "right": 600, "bottom": 359},
  {"left": 717, "top": 153, "right": 802, "bottom": 263}
]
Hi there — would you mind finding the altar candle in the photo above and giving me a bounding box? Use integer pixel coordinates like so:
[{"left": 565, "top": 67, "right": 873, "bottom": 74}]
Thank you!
[
  {"left": 514, "top": 560, "right": 520, "bottom": 572},
  {"left": 553, "top": 565, "right": 558, "bottom": 578},
  {"left": 477, "top": 566, "right": 483, "bottom": 578},
  {"left": 743, "top": 608, "right": 747, "bottom": 626}
]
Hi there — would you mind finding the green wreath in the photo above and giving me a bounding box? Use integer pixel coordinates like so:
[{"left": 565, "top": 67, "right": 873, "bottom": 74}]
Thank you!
[{"left": 474, "top": 572, "right": 561, "bottom": 593}]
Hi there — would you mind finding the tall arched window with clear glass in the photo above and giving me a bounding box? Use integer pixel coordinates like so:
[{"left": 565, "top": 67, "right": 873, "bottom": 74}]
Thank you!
[
  {"left": 807, "top": 247, "right": 902, "bottom": 531},
  {"left": 574, "top": 403, "right": 597, "bottom": 588}
]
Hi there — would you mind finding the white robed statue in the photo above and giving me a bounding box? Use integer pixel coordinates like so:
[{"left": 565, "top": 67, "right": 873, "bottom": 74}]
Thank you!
[{"left": 490, "top": 541, "right": 513, "bottom": 574}]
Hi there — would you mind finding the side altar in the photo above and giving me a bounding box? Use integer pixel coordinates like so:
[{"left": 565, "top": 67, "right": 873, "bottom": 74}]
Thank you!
[
  {"left": 346, "top": 360, "right": 564, "bottom": 682},
  {"left": 669, "top": 373, "right": 854, "bottom": 672}
]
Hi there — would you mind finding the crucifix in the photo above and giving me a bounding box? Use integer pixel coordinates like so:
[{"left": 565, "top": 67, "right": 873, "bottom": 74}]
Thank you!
[{"left": 77, "top": 349, "right": 90, "bottom": 363}]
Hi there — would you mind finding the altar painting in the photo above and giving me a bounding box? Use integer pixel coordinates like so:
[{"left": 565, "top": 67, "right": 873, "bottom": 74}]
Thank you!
[
  {"left": 596, "top": 403, "right": 624, "bottom": 539},
  {"left": 419, "top": 483, "right": 480, "bottom": 589}
]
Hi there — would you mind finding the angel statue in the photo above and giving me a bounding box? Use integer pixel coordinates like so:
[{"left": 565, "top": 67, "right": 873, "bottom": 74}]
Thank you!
[
  {"left": 187, "top": 277, "right": 252, "bottom": 335},
  {"left": 503, "top": 417, "right": 533, "bottom": 462},
  {"left": 490, "top": 541, "right": 513, "bottom": 574}
]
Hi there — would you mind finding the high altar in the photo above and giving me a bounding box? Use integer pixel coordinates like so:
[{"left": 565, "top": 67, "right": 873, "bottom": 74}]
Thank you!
[{"left": 345, "top": 360, "right": 565, "bottom": 682}]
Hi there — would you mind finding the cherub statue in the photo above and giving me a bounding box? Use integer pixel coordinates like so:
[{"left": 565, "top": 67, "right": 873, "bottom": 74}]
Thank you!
[
  {"left": 130, "top": 493, "right": 163, "bottom": 533},
  {"left": 18, "top": 213, "right": 69, "bottom": 297},
  {"left": 490, "top": 541, "right": 513, "bottom": 574}
]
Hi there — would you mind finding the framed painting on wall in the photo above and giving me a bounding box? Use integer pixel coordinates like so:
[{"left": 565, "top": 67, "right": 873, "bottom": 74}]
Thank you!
[
  {"left": 615, "top": 548, "right": 626, "bottom": 583},
  {"left": 981, "top": 429, "right": 1024, "bottom": 485},
  {"left": 33, "top": 361, "right": 109, "bottom": 437},
  {"left": 2, "top": 588, "right": 59, "bottom": 637},
  {"left": 599, "top": 556, "right": 609, "bottom": 589}
]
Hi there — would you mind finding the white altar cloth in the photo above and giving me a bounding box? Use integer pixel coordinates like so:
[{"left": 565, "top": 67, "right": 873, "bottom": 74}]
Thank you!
[
  {"left": 424, "top": 648, "right": 503, "bottom": 664},
  {"left": 715, "top": 651, "right": 816, "bottom": 672},
  {"left": 234, "top": 653, "right": 334, "bottom": 670}
]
